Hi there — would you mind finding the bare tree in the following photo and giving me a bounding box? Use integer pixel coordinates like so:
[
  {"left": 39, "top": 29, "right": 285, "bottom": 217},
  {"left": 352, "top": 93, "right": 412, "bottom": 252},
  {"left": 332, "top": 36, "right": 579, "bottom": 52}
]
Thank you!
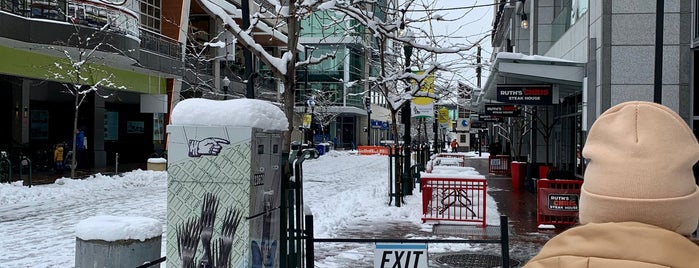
[
  {"left": 308, "top": 89, "right": 342, "bottom": 143},
  {"left": 495, "top": 116, "right": 531, "bottom": 162},
  {"left": 46, "top": 16, "right": 130, "bottom": 178},
  {"left": 194, "top": 0, "right": 483, "bottom": 148},
  {"left": 531, "top": 107, "right": 559, "bottom": 166}
]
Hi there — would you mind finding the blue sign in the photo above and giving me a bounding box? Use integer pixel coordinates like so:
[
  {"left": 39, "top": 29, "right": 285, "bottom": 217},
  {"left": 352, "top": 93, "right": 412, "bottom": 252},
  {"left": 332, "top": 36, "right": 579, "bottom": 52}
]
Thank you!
[{"left": 381, "top": 122, "right": 389, "bottom": 130}]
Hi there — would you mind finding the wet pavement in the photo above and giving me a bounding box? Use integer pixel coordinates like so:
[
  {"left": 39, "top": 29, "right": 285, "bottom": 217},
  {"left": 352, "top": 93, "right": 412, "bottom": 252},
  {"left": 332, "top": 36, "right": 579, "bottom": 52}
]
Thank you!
[{"left": 468, "top": 157, "right": 563, "bottom": 266}]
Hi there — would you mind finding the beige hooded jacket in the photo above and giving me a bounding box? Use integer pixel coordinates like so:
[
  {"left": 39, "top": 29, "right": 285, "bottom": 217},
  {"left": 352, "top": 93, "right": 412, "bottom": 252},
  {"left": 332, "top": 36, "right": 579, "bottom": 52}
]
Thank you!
[{"left": 525, "top": 222, "right": 699, "bottom": 268}]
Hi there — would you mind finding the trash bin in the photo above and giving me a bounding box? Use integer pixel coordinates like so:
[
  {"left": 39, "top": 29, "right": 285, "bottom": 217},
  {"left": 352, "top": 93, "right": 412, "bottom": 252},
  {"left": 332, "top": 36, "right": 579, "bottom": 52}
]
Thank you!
[{"left": 316, "top": 144, "right": 326, "bottom": 156}]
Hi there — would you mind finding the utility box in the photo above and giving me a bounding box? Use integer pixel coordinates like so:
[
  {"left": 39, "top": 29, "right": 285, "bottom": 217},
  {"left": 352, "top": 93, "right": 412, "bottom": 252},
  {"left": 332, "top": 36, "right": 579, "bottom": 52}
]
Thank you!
[
  {"left": 166, "top": 98, "right": 288, "bottom": 268},
  {"left": 167, "top": 126, "right": 283, "bottom": 268}
]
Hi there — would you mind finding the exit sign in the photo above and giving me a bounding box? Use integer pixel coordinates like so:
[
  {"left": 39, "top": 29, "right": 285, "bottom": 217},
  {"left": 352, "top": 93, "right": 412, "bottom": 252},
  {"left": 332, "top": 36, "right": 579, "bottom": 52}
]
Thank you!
[{"left": 374, "top": 243, "right": 428, "bottom": 268}]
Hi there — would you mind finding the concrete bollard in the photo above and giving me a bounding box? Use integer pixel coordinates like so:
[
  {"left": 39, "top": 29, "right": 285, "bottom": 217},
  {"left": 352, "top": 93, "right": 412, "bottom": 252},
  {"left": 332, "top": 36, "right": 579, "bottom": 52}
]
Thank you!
[
  {"left": 147, "top": 158, "right": 167, "bottom": 171},
  {"left": 75, "top": 215, "right": 162, "bottom": 268}
]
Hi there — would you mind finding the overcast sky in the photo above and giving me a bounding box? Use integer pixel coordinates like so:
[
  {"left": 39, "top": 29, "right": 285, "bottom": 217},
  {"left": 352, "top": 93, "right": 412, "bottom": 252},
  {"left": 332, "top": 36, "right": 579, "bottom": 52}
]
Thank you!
[{"left": 405, "top": 0, "right": 494, "bottom": 90}]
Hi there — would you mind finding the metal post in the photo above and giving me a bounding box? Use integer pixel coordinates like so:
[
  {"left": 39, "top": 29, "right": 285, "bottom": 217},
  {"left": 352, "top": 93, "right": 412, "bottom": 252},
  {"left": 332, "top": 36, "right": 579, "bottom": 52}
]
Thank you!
[
  {"left": 478, "top": 130, "right": 482, "bottom": 157},
  {"left": 20, "top": 156, "right": 31, "bottom": 187},
  {"left": 433, "top": 110, "right": 438, "bottom": 154},
  {"left": 304, "top": 212, "right": 314, "bottom": 267},
  {"left": 366, "top": 95, "right": 372, "bottom": 146},
  {"left": 115, "top": 153, "right": 119, "bottom": 174},
  {"left": 500, "top": 215, "right": 510, "bottom": 268},
  {"left": 387, "top": 146, "right": 394, "bottom": 206},
  {"left": 241, "top": 0, "right": 254, "bottom": 99},
  {"left": 402, "top": 103, "right": 411, "bottom": 200},
  {"left": 653, "top": 0, "right": 664, "bottom": 103},
  {"left": 367, "top": 110, "right": 372, "bottom": 145},
  {"left": 280, "top": 153, "right": 290, "bottom": 268}
]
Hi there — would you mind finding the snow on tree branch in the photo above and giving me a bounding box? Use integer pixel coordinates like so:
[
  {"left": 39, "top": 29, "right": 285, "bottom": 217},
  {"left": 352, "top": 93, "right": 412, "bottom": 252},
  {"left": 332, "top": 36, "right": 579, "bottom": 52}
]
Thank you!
[{"left": 195, "top": 0, "right": 292, "bottom": 76}]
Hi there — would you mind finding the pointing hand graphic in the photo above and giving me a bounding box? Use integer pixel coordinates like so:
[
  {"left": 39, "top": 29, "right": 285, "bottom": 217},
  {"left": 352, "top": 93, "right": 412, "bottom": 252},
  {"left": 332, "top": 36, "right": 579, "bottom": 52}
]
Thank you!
[{"left": 188, "top": 137, "right": 230, "bottom": 157}]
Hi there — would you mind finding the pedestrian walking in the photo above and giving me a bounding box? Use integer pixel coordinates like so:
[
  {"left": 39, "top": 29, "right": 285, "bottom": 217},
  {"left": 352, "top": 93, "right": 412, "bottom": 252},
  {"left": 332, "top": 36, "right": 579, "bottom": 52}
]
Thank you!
[
  {"left": 53, "top": 143, "right": 64, "bottom": 172},
  {"left": 524, "top": 101, "right": 699, "bottom": 267},
  {"left": 75, "top": 128, "right": 87, "bottom": 169},
  {"left": 450, "top": 139, "right": 458, "bottom": 152}
]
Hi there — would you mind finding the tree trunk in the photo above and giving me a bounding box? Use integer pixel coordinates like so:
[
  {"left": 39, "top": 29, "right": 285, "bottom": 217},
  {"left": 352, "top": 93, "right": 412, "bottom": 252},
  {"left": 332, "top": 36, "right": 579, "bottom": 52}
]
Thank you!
[{"left": 71, "top": 86, "right": 79, "bottom": 178}]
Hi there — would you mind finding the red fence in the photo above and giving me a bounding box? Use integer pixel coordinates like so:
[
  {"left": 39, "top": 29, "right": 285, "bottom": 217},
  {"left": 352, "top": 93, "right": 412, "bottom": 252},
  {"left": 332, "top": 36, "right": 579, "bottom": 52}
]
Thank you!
[
  {"left": 537, "top": 179, "right": 583, "bottom": 226},
  {"left": 421, "top": 177, "right": 487, "bottom": 227},
  {"left": 488, "top": 155, "right": 511, "bottom": 176}
]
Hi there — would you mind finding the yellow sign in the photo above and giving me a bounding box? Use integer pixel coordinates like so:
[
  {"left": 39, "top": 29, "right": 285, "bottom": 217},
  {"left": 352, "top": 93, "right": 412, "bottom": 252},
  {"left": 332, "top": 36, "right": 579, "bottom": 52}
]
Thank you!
[
  {"left": 303, "top": 114, "right": 312, "bottom": 128},
  {"left": 412, "top": 71, "right": 434, "bottom": 105},
  {"left": 438, "top": 107, "right": 449, "bottom": 124}
]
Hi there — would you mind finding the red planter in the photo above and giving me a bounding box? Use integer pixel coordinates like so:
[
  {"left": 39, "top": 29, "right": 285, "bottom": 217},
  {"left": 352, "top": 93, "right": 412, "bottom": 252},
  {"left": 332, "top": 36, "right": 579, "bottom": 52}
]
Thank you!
[{"left": 510, "top": 162, "right": 527, "bottom": 190}]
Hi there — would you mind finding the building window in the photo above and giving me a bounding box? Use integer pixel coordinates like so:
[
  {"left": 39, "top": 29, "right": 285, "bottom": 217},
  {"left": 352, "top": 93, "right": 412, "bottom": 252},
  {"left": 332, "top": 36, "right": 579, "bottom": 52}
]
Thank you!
[{"left": 140, "top": 0, "right": 161, "bottom": 33}]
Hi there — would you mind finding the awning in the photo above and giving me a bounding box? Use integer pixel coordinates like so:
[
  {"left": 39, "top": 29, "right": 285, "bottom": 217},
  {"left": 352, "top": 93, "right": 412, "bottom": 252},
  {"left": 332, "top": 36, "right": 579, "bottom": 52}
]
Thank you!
[{"left": 478, "top": 52, "right": 585, "bottom": 108}]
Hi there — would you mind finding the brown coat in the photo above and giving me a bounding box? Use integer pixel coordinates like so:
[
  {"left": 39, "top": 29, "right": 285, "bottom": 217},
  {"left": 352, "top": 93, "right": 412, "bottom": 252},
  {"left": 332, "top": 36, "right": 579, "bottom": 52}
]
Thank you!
[{"left": 525, "top": 222, "right": 699, "bottom": 268}]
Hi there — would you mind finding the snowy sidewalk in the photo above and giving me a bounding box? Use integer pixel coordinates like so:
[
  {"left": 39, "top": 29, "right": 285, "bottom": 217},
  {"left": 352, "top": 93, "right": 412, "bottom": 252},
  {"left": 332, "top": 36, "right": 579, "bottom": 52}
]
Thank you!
[{"left": 0, "top": 150, "right": 549, "bottom": 267}]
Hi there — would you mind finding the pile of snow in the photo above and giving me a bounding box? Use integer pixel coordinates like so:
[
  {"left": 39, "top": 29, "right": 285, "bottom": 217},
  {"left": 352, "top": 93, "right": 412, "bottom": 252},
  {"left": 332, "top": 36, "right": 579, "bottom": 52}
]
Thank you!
[
  {"left": 76, "top": 215, "right": 161, "bottom": 242},
  {"left": 170, "top": 98, "right": 288, "bottom": 130}
]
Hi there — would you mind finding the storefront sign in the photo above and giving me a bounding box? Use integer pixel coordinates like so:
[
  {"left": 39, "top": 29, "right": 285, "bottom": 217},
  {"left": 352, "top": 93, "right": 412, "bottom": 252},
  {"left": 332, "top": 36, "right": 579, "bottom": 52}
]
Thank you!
[
  {"left": 485, "top": 104, "right": 521, "bottom": 116},
  {"left": 496, "top": 85, "right": 553, "bottom": 105},
  {"left": 547, "top": 194, "right": 579, "bottom": 211},
  {"left": 479, "top": 115, "right": 503, "bottom": 123},
  {"left": 470, "top": 121, "right": 486, "bottom": 129}
]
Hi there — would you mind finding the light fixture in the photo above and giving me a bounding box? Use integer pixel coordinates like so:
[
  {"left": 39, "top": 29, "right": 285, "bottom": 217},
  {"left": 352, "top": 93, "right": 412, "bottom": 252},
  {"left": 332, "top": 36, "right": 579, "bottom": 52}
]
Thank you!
[{"left": 521, "top": 12, "right": 529, "bottom": 29}]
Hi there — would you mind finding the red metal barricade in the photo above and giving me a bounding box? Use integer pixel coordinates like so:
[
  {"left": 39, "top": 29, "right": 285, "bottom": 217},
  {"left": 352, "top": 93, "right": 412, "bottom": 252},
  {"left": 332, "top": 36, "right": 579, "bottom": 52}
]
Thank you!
[
  {"left": 421, "top": 176, "right": 487, "bottom": 227},
  {"left": 488, "top": 155, "right": 511, "bottom": 176},
  {"left": 537, "top": 179, "right": 583, "bottom": 226}
]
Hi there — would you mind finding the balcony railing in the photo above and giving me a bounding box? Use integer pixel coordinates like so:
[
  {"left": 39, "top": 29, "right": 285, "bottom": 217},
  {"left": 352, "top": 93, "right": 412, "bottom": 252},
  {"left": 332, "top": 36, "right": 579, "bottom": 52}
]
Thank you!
[
  {"left": 0, "top": 0, "right": 183, "bottom": 59},
  {"left": 140, "top": 28, "right": 182, "bottom": 59}
]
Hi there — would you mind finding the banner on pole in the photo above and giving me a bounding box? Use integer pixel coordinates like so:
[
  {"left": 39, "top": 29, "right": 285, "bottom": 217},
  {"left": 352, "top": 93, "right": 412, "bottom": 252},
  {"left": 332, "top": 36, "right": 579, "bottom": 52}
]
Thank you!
[{"left": 412, "top": 71, "right": 434, "bottom": 118}]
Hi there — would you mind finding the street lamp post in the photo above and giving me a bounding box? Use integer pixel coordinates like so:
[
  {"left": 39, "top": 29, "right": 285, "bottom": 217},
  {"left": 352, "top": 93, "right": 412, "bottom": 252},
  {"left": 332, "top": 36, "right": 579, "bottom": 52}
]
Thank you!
[
  {"left": 222, "top": 76, "right": 230, "bottom": 100},
  {"left": 306, "top": 96, "right": 315, "bottom": 145},
  {"left": 401, "top": 31, "right": 414, "bottom": 204},
  {"left": 365, "top": 95, "right": 371, "bottom": 146}
]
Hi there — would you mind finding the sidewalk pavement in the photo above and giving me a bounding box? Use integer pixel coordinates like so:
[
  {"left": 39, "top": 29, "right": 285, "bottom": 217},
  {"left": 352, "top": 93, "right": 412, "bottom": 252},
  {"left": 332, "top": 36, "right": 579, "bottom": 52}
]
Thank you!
[{"left": 465, "top": 157, "right": 562, "bottom": 265}]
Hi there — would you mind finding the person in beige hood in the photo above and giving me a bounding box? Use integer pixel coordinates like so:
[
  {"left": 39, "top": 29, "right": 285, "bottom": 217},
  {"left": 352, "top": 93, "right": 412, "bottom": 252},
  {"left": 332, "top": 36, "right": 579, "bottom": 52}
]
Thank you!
[{"left": 525, "top": 101, "right": 699, "bottom": 267}]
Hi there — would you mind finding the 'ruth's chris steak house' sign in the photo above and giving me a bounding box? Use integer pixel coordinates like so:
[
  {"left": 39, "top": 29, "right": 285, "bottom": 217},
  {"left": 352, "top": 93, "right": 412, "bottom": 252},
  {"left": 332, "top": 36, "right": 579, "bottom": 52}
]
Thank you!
[{"left": 496, "top": 85, "right": 552, "bottom": 105}]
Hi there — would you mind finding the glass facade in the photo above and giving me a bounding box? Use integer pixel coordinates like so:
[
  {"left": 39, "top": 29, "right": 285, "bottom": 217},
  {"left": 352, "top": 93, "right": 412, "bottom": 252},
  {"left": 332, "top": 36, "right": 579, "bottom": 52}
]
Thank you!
[
  {"left": 300, "top": 11, "right": 347, "bottom": 38},
  {"left": 296, "top": 45, "right": 366, "bottom": 108},
  {"left": 550, "top": 0, "right": 588, "bottom": 46}
]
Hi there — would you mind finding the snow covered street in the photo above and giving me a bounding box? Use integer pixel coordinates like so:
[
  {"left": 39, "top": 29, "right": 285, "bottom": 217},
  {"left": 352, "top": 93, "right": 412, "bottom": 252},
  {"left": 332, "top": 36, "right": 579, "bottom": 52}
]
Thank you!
[{"left": 0, "top": 150, "right": 534, "bottom": 267}]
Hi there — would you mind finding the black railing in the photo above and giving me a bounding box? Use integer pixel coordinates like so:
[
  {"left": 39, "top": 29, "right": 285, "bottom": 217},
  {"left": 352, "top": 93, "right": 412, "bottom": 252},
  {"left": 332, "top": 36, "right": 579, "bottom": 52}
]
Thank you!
[
  {"left": 304, "top": 215, "right": 511, "bottom": 267},
  {"left": 140, "top": 29, "right": 182, "bottom": 59}
]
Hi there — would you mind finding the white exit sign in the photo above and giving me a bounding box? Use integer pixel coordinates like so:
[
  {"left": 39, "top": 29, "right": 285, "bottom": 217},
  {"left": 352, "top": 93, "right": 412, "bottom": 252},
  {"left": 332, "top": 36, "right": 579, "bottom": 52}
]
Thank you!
[{"left": 374, "top": 243, "right": 428, "bottom": 268}]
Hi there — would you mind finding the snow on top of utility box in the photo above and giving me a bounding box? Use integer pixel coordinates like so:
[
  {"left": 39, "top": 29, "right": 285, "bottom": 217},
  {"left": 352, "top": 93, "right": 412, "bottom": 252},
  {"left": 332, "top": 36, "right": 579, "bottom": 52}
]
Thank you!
[{"left": 170, "top": 98, "right": 288, "bottom": 131}]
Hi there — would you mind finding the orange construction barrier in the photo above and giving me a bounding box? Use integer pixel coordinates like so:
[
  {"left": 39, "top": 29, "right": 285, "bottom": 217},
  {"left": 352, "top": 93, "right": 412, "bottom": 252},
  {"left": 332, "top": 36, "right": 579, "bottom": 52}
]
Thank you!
[
  {"left": 357, "top": 146, "right": 389, "bottom": 155},
  {"left": 537, "top": 179, "right": 583, "bottom": 226}
]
